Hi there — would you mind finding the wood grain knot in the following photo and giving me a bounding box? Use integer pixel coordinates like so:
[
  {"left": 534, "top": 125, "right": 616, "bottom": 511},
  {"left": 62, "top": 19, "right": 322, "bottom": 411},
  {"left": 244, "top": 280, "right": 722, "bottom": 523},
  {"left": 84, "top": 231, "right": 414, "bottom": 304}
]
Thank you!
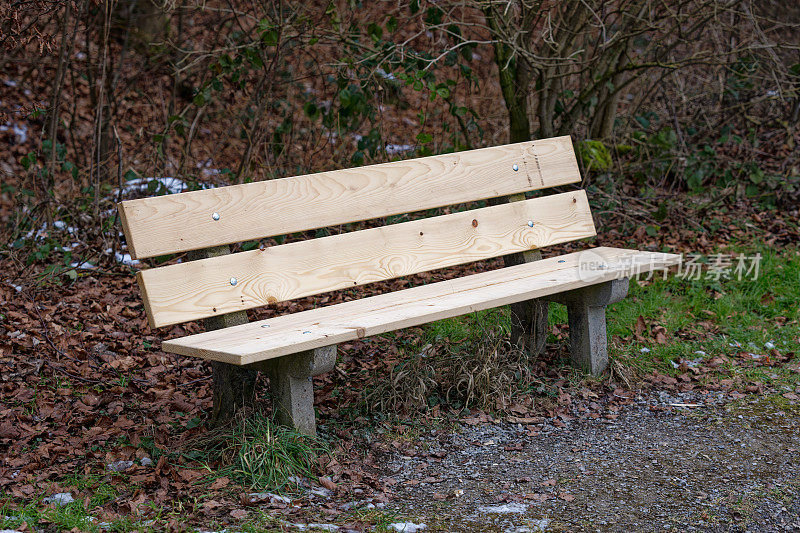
[
  {"left": 472, "top": 219, "right": 478, "bottom": 228},
  {"left": 356, "top": 327, "right": 366, "bottom": 339}
]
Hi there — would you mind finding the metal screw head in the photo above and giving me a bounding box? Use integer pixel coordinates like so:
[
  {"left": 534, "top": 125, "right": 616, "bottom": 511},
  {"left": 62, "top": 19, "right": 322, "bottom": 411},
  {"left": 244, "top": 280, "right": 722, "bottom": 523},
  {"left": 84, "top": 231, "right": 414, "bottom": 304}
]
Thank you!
[
  {"left": 212, "top": 212, "right": 220, "bottom": 221},
  {"left": 527, "top": 220, "right": 534, "bottom": 227},
  {"left": 229, "top": 277, "right": 237, "bottom": 286},
  {"left": 302, "top": 331, "right": 310, "bottom": 334},
  {"left": 512, "top": 164, "right": 519, "bottom": 172},
  {"left": 558, "top": 260, "right": 566, "bottom": 263},
  {"left": 261, "top": 324, "right": 270, "bottom": 328}
]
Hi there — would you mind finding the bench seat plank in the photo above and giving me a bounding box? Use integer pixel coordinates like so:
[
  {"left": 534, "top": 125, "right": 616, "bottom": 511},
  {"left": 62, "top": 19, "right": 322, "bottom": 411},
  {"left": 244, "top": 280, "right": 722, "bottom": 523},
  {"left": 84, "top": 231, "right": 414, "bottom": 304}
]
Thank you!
[
  {"left": 139, "top": 190, "right": 596, "bottom": 328},
  {"left": 119, "top": 137, "right": 580, "bottom": 259},
  {"left": 162, "top": 247, "right": 681, "bottom": 365}
]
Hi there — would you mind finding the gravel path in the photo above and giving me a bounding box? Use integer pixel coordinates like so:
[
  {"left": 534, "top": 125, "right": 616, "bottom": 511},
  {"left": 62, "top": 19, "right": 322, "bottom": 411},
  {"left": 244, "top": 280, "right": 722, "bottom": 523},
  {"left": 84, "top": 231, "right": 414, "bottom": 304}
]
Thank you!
[{"left": 381, "top": 391, "right": 800, "bottom": 532}]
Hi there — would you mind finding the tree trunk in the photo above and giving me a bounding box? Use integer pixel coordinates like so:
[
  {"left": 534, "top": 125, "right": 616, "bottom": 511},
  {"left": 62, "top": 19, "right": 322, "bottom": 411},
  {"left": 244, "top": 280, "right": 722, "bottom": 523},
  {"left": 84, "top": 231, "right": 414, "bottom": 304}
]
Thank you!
[
  {"left": 487, "top": 13, "right": 548, "bottom": 357},
  {"left": 188, "top": 246, "right": 258, "bottom": 426}
]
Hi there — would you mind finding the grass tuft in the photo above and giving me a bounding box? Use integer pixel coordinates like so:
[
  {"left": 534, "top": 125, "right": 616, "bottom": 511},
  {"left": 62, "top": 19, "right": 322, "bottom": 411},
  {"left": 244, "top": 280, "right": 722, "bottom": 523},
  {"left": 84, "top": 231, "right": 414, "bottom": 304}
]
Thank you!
[{"left": 185, "top": 409, "right": 327, "bottom": 492}]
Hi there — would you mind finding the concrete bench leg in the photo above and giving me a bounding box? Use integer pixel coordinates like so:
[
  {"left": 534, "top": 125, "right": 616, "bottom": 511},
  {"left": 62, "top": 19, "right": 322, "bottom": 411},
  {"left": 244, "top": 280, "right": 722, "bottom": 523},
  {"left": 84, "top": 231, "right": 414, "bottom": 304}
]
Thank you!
[
  {"left": 547, "top": 278, "right": 629, "bottom": 375},
  {"left": 566, "top": 301, "right": 610, "bottom": 375},
  {"left": 250, "top": 345, "right": 336, "bottom": 437}
]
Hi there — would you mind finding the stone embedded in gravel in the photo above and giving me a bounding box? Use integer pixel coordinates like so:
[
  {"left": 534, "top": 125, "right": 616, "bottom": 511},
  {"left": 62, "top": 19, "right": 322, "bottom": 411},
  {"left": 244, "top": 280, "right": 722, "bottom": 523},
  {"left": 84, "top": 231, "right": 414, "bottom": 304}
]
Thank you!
[
  {"left": 389, "top": 523, "right": 427, "bottom": 532},
  {"left": 478, "top": 502, "right": 528, "bottom": 514},
  {"left": 107, "top": 460, "right": 134, "bottom": 472},
  {"left": 42, "top": 492, "right": 74, "bottom": 506}
]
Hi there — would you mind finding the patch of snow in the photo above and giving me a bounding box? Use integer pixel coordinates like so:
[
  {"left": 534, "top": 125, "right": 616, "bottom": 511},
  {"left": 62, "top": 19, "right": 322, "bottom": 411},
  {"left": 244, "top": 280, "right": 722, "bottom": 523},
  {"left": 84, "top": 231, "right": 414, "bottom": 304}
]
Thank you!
[
  {"left": 115, "top": 252, "right": 141, "bottom": 267},
  {"left": 116, "top": 176, "right": 212, "bottom": 197},
  {"left": 672, "top": 359, "right": 701, "bottom": 369},
  {"left": 308, "top": 487, "right": 332, "bottom": 498},
  {"left": 107, "top": 460, "right": 134, "bottom": 472},
  {"left": 197, "top": 158, "right": 222, "bottom": 178},
  {"left": 249, "top": 492, "right": 291, "bottom": 504},
  {"left": 376, "top": 68, "right": 397, "bottom": 81},
  {"left": 339, "top": 500, "right": 367, "bottom": 510},
  {"left": 283, "top": 522, "right": 339, "bottom": 531},
  {"left": 0, "top": 122, "right": 28, "bottom": 144},
  {"left": 478, "top": 502, "right": 528, "bottom": 514},
  {"left": 43, "top": 492, "right": 74, "bottom": 506},
  {"left": 693, "top": 350, "right": 706, "bottom": 356},
  {"left": 53, "top": 220, "right": 72, "bottom": 231},
  {"left": 385, "top": 144, "right": 415, "bottom": 155},
  {"left": 25, "top": 220, "right": 77, "bottom": 241},
  {"left": 640, "top": 347, "right": 651, "bottom": 353},
  {"left": 765, "top": 341, "right": 776, "bottom": 350},
  {"left": 389, "top": 523, "right": 426, "bottom": 533},
  {"left": 70, "top": 261, "right": 96, "bottom": 270},
  {"left": 729, "top": 341, "right": 741, "bottom": 348},
  {"left": 140, "top": 457, "right": 153, "bottom": 467},
  {"left": 9, "top": 284, "right": 22, "bottom": 292},
  {"left": 119, "top": 176, "right": 188, "bottom": 195},
  {"left": 4, "top": 79, "right": 17, "bottom": 87}
]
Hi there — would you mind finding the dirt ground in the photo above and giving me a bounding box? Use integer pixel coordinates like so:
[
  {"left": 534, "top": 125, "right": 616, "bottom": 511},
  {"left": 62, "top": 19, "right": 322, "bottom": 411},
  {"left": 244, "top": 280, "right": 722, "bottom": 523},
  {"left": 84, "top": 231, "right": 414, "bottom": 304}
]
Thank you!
[{"left": 374, "top": 390, "right": 800, "bottom": 532}]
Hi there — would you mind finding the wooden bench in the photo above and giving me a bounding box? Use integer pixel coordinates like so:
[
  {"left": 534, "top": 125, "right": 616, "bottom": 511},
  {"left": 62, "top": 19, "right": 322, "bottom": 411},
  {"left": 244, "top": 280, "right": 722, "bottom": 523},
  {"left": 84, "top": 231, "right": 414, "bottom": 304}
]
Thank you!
[{"left": 118, "top": 136, "right": 681, "bottom": 435}]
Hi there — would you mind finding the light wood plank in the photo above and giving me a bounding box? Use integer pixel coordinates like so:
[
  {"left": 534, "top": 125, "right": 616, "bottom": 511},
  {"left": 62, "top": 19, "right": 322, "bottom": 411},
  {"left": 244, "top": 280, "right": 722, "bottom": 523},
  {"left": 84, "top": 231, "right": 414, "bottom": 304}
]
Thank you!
[
  {"left": 118, "top": 136, "right": 580, "bottom": 259},
  {"left": 139, "top": 190, "right": 596, "bottom": 328},
  {"left": 162, "top": 247, "right": 682, "bottom": 365}
]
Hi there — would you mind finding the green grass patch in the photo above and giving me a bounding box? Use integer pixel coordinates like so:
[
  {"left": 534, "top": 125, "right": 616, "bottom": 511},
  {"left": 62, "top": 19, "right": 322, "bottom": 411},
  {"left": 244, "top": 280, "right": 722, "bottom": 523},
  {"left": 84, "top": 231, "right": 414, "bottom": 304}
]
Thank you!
[
  {"left": 605, "top": 245, "right": 799, "bottom": 377},
  {"left": 341, "top": 507, "right": 405, "bottom": 531},
  {"left": 0, "top": 495, "right": 157, "bottom": 533},
  {"left": 185, "top": 409, "right": 327, "bottom": 493}
]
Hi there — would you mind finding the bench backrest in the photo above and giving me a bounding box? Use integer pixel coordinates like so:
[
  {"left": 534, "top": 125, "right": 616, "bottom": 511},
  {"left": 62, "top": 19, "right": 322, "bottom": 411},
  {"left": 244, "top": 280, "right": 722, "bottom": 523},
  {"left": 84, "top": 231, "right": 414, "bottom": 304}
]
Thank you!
[{"left": 118, "top": 136, "right": 594, "bottom": 328}]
